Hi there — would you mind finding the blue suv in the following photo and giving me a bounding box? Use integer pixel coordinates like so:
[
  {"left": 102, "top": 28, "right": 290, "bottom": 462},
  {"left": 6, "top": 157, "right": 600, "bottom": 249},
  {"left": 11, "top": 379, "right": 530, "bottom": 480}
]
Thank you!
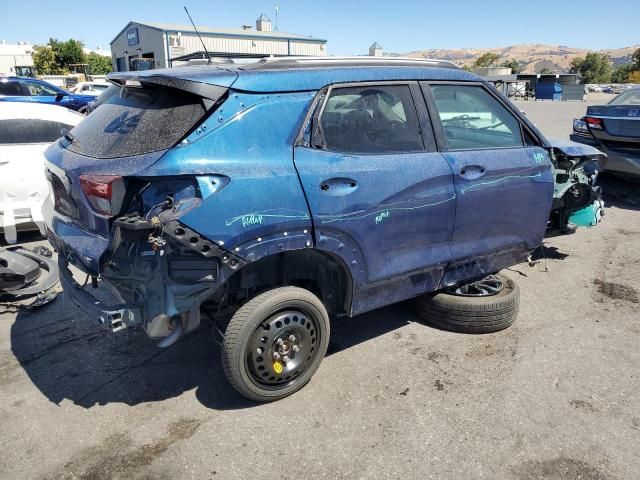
[
  {"left": 0, "top": 77, "right": 94, "bottom": 113},
  {"left": 43, "top": 58, "right": 604, "bottom": 401}
]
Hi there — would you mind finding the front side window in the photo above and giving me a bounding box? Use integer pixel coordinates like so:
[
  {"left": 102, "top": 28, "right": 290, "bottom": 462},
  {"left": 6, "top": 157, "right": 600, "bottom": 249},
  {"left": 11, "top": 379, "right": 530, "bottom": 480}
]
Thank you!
[
  {"left": 318, "top": 84, "right": 424, "bottom": 154},
  {"left": 431, "top": 85, "right": 523, "bottom": 150},
  {"left": 25, "top": 81, "right": 59, "bottom": 96}
]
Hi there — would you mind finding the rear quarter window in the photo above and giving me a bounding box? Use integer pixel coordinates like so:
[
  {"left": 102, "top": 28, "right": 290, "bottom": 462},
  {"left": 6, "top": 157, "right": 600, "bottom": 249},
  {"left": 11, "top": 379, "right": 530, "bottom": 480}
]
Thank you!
[{"left": 66, "top": 84, "right": 209, "bottom": 159}]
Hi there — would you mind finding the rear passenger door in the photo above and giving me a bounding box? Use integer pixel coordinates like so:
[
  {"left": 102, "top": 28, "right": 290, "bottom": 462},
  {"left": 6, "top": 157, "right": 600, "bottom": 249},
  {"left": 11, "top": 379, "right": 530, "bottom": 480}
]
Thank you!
[
  {"left": 294, "top": 82, "right": 456, "bottom": 295},
  {"left": 421, "top": 82, "right": 554, "bottom": 281}
]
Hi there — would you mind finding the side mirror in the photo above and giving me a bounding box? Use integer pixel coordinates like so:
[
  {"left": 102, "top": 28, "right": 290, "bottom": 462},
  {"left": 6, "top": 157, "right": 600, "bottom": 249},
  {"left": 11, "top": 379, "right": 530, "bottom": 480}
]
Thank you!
[{"left": 55, "top": 93, "right": 65, "bottom": 102}]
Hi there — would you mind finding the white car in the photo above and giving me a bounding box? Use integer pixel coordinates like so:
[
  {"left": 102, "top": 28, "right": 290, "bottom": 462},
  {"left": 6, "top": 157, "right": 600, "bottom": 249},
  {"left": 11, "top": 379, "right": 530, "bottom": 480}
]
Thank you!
[
  {"left": 71, "top": 81, "right": 110, "bottom": 97},
  {"left": 0, "top": 102, "right": 83, "bottom": 243}
]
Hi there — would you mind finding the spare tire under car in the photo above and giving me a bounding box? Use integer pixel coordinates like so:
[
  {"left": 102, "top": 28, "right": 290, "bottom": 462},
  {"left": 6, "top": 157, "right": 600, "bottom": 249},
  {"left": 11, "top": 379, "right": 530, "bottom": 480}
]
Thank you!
[{"left": 412, "top": 273, "right": 520, "bottom": 334}]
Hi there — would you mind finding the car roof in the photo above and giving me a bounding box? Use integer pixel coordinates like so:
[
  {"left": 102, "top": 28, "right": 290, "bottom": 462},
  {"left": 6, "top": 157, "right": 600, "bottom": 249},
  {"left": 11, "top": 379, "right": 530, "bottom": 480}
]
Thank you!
[
  {"left": 109, "top": 56, "right": 482, "bottom": 94},
  {"left": 0, "top": 101, "right": 84, "bottom": 124},
  {"left": 1, "top": 76, "right": 44, "bottom": 83}
]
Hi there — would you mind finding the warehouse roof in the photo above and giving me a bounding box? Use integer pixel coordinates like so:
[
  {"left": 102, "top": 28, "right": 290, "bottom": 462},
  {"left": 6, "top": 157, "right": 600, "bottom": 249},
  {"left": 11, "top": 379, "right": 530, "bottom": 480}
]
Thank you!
[{"left": 110, "top": 21, "right": 327, "bottom": 45}]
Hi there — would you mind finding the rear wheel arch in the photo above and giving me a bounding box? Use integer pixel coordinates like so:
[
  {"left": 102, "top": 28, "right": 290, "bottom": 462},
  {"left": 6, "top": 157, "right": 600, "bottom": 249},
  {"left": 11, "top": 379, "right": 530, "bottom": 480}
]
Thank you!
[{"left": 218, "top": 249, "right": 354, "bottom": 318}]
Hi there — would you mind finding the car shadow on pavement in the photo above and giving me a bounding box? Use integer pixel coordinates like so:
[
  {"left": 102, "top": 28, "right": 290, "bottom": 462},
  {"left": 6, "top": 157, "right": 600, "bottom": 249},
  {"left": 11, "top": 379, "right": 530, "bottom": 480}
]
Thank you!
[
  {"left": 600, "top": 174, "right": 640, "bottom": 209},
  {"left": 10, "top": 294, "right": 412, "bottom": 410}
]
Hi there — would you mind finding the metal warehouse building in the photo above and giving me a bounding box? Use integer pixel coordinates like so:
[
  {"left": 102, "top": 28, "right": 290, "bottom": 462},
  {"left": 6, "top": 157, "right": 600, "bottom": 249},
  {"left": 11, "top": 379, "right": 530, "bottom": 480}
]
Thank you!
[{"left": 110, "top": 15, "right": 327, "bottom": 72}]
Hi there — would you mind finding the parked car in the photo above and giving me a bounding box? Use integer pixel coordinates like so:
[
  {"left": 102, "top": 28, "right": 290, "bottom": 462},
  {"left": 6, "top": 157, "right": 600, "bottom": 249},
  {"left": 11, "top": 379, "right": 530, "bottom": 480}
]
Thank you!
[
  {"left": 0, "top": 77, "right": 95, "bottom": 113},
  {"left": 43, "top": 57, "right": 604, "bottom": 401},
  {"left": 0, "top": 102, "right": 83, "bottom": 243},
  {"left": 571, "top": 87, "right": 640, "bottom": 178},
  {"left": 71, "top": 81, "right": 110, "bottom": 97}
]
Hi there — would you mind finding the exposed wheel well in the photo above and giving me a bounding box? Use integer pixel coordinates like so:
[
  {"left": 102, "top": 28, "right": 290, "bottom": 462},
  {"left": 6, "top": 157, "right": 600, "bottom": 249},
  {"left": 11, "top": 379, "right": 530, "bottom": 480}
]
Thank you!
[{"left": 206, "top": 249, "right": 353, "bottom": 320}]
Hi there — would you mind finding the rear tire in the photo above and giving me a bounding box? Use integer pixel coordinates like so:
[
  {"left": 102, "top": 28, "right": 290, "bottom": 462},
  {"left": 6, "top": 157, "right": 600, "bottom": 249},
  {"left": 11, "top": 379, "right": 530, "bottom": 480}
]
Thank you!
[
  {"left": 222, "top": 286, "right": 330, "bottom": 402},
  {"left": 412, "top": 273, "right": 519, "bottom": 334}
]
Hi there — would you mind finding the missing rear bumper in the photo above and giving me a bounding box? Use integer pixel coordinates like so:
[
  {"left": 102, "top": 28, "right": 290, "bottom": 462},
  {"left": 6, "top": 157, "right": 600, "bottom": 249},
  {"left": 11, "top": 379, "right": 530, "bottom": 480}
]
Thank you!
[{"left": 58, "top": 257, "right": 142, "bottom": 332}]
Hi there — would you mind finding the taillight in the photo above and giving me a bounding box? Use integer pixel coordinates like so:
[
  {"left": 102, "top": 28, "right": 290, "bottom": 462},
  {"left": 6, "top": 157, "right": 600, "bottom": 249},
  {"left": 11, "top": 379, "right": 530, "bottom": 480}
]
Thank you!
[
  {"left": 585, "top": 117, "right": 603, "bottom": 130},
  {"left": 79, "top": 174, "right": 125, "bottom": 216}
]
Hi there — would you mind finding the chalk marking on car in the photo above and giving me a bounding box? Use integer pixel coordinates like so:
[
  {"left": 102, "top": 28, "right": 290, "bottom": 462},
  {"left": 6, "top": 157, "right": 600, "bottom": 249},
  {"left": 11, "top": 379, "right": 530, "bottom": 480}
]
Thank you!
[{"left": 319, "top": 194, "right": 457, "bottom": 224}]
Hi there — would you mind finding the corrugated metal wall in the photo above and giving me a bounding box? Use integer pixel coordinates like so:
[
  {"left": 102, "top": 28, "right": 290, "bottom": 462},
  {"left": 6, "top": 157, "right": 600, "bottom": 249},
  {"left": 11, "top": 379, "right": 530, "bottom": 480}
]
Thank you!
[{"left": 168, "top": 33, "right": 325, "bottom": 60}]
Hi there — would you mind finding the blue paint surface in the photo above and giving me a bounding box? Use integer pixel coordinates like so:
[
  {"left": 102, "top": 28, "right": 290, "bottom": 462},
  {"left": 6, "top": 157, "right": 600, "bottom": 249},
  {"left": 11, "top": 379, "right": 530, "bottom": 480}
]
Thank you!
[
  {"left": 442, "top": 147, "right": 554, "bottom": 276},
  {"left": 142, "top": 91, "right": 316, "bottom": 250}
]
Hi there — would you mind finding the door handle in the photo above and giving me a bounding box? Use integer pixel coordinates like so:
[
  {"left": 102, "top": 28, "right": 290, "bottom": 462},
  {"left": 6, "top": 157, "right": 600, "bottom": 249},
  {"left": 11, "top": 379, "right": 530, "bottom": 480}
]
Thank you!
[
  {"left": 319, "top": 178, "right": 358, "bottom": 195},
  {"left": 460, "top": 165, "right": 486, "bottom": 180}
]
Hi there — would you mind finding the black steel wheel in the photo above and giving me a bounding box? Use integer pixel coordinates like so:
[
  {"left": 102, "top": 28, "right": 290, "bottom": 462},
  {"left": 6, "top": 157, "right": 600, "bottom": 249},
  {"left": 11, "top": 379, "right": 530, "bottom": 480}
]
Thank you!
[
  {"left": 222, "top": 286, "right": 330, "bottom": 402},
  {"left": 412, "top": 273, "right": 519, "bottom": 334}
]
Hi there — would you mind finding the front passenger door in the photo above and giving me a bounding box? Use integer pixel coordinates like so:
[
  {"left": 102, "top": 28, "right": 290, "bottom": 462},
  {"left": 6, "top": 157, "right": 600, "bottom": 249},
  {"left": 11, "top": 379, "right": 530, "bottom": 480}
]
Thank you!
[{"left": 422, "top": 82, "right": 554, "bottom": 281}]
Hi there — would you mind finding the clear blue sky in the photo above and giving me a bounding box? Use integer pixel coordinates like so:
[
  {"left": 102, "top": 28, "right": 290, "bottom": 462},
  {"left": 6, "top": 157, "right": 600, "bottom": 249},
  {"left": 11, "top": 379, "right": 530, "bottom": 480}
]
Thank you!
[{"left": 1, "top": 0, "right": 638, "bottom": 54}]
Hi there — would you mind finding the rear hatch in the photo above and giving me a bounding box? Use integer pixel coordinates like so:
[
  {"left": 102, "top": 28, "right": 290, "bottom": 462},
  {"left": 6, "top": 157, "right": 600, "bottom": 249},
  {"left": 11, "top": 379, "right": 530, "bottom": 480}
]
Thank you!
[
  {"left": 44, "top": 70, "right": 235, "bottom": 272},
  {"left": 585, "top": 104, "right": 640, "bottom": 146}
]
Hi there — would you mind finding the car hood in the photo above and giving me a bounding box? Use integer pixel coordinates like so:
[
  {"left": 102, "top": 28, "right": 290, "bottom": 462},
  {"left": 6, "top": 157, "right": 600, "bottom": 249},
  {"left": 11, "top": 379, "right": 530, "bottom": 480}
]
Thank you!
[{"left": 547, "top": 138, "right": 606, "bottom": 158}]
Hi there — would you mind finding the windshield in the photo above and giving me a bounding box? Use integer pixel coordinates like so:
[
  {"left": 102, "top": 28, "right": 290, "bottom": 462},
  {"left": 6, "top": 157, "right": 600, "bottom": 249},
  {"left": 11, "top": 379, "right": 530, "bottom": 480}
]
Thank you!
[
  {"left": 66, "top": 83, "right": 212, "bottom": 159},
  {"left": 609, "top": 89, "right": 640, "bottom": 105}
]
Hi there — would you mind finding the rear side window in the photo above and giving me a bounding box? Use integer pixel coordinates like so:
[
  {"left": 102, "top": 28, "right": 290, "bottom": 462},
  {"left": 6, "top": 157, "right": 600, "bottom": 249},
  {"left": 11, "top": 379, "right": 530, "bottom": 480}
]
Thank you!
[
  {"left": 66, "top": 84, "right": 210, "bottom": 159},
  {"left": 431, "top": 85, "right": 523, "bottom": 150},
  {"left": 0, "top": 119, "right": 73, "bottom": 144},
  {"left": 318, "top": 85, "right": 424, "bottom": 154},
  {"left": 0, "top": 81, "right": 25, "bottom": 96}
]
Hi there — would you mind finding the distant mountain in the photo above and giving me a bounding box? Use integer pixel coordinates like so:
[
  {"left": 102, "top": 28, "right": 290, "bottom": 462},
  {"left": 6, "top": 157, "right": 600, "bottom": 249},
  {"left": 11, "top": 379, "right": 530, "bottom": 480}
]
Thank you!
[{"left": 405, "top": 44, "right": 639, "bottom": 73}]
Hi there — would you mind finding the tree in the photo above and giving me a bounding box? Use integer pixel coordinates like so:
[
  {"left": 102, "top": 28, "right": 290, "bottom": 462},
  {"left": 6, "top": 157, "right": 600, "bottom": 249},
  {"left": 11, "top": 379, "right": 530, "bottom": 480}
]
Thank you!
[
  {"left": 30, "top": 38, "right": 85, "bottom": 75},
  {"left": 501, "top": 59, "right": 521, "bottom": 74},
  {"left": 569, "top": 52, "right": 612, "bottom": 84},
  {"left": 612, "top": 64, "right": 635, "bottom": 83},
  {"left": 629, "top": 71, "right": 640, "bottom": 84},
  {"left": 539, "top": 68, "right": 554, "bottom": 74},
  {"left": 31, "top": 44, "right": 61, "bottom": 75},
  {"left": 474, "top": 53, "right": 500, "bottom": 68},
  {"left": 633, "top": 47, "right": 640, "bottom": 70},
  {"left": 51, "top": 38, "right": 85, "bottom": 71},
  {"left": 87, "top": 52, "right": 113, "bottom": 75}
]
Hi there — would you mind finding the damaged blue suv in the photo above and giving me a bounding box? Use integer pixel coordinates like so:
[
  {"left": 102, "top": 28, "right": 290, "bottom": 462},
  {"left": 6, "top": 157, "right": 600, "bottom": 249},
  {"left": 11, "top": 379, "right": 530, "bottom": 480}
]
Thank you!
[{"left": 44, "top": 57, "right": 604, "bottom": 401}]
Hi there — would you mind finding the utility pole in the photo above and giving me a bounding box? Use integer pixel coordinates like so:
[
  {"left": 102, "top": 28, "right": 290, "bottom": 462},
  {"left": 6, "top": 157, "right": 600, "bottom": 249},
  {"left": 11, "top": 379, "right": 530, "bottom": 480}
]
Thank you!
[{"left": 275, "top": 6, "right": 279, "bottom": 32}]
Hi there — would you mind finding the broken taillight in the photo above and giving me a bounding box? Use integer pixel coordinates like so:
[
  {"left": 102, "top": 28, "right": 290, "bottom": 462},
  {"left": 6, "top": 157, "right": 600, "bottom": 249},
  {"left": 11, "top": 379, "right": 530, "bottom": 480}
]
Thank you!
[
  {"left": 79, "top": 174, "right": 125, "bottom": 216},
  {"left": 585, "top": 117, "right": 604, "bottom": 130}
]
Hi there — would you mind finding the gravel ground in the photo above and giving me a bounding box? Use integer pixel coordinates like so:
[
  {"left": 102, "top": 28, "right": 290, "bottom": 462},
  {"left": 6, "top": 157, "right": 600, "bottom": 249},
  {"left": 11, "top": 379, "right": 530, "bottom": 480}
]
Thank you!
[{"left": 1, "top": 95, "right": 638, "bottom": 480}]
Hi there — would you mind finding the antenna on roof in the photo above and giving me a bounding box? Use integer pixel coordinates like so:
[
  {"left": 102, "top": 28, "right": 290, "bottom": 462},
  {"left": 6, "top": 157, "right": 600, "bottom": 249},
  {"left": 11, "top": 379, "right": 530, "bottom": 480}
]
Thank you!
[{"left": 183, "top": 6, "right": 212, "bottom": 64}]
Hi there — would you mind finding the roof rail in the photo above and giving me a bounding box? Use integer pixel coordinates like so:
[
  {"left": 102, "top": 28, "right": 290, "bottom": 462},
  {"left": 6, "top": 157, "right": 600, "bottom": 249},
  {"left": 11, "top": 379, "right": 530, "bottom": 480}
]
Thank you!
[{"left": 243, "top": 56, "right": 460, "bottom": 70}]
